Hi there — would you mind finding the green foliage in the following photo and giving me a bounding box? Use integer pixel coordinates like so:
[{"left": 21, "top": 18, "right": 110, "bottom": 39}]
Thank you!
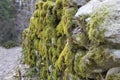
[
  {"left": 25, "top": 67, "right": 38, "bottom": 77},
  {"left": 2, "top": 40, "right": 19, "bottom": 49},
  {"left": 0, "top": 0, "right": 17, "bottom": 47},
  {"left": 0, "top": 0, "right": 16, "bottom": 20},
  {"left": 73, "top": 50, "right": 86, "bottom": 77}
]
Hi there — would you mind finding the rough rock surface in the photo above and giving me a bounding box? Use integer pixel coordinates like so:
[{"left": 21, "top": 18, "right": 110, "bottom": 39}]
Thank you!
[
  {"left": 75, "top": 0, "right": 120, "bottom": 44},
  {"left": 0, "top": 47, "right": 21, "bottom": 80},
  {"left": 75, "top": 0, "right": 101, "bottom": 17},
  {"left": 72, "top": 0, "right": 89, "bottom": 6},
  {"left": 74, "top": 0, "right": 120, "bottom": 79},
  {"left": 105, "top": 67, "right": 120, "bottom": 80}
]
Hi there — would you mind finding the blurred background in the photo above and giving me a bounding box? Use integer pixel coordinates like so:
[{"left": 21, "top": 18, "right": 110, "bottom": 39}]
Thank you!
[{"left": 0, "top": 0, "right": 38, "bottom": 48}]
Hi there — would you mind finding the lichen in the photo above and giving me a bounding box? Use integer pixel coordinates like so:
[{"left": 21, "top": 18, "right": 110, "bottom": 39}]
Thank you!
[{"left": 87, "top": 6, "right": 108, "bottom": 45}]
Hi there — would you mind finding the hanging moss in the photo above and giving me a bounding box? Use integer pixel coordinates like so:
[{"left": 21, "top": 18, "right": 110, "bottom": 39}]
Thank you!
[
  {"left": 55, "top": 39, "right": 73, "bottom": 70},
  {"left": 22, "top": 0, "right": 77, "bottom": 79},
  {"left": 56, "top": 7, "right": 76, "bottom": 36},
  {"left": 22, "top": 0, "right": 111, "bottom": 80},
  {"left": 73, "top": 50, "right": 86, "bottom": 76}
]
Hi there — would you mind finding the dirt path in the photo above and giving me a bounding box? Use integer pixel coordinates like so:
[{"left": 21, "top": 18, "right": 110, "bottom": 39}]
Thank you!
[{"left": 0, "top": 47, "right": 22, "bottom": 80}]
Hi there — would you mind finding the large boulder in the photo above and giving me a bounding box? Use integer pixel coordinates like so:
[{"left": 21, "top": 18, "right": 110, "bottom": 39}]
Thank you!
[
  {"left": 75, "top": 0, "right": 101, "bottom": 17},
  {"left": 105, "top": 67, "right": 120, "bottom": 80},
  {"left": 22, "top": 0, "right": 120, "bottom": 79},
  {"left": 73, "top": 0, "right": 120, "bottom": 79},
  {"left": 75, "top": 0, "right": 120, "bottom": 44}
]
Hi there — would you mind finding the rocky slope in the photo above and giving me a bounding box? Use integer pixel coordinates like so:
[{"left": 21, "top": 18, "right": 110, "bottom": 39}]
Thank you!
[{"left": 22, "top": 0, "right": 120, "bottom": 80}]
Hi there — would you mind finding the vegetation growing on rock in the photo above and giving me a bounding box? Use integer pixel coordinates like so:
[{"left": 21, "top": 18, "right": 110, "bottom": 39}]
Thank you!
[
  {"left": 22, "top": 0, "right": 77, "bottom": 79},
  {"left": 22, "top": 0, "right": 120, "bottom": 80},
  {"left": 87, "top": 7, "right": 108, "bottom": 45}
]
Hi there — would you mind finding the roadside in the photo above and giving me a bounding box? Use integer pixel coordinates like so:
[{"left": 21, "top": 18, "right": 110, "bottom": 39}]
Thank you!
[{"left": 0, "top": 47, "right": 22, "bottom": 80}]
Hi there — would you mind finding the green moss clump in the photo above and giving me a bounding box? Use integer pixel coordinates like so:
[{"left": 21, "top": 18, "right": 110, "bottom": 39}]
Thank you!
[
  {"left": 22, "top": 0, "right": 111, "bottom": 79},
  {"left": 74, "top": 50, "right": 86, "bottom": 77},
  {"left": 106, "top": 74, "right": 120, "bottom": 80},
  {"left": 22, "top": 0, "right": 78, "bottom": 79},
  {"left": 87, "top": 7, "right": 108, "bottom": 45},
  {"left": 2, "top": 40, "right": 19, "bottom": 49},
  {"left": 55, "top": 39, "right": 73, "bottom": 71},
  {"left": 56, "top": 7, "right": 76, "bottom": 35}
]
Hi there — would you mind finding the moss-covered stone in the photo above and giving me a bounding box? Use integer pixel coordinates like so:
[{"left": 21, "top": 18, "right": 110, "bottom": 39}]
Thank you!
[
  {"left": 22, "top": 0, "right": 78, "bottom": 79},
  {"left": 87, "top": 7, "right": 108, "bottom": 45},
  {"left": 22, "top": 0, "right": 118, "bottom": 80}
]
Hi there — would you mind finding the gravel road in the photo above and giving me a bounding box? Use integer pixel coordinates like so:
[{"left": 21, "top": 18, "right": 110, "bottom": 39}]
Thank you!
[{"left": 0, "top": 47, "right": 22, "bottom": 80}]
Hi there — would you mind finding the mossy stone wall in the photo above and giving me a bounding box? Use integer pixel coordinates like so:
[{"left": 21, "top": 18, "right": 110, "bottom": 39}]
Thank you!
[{"left": 22, "top": 0, "right": 113, "bottom": 80}]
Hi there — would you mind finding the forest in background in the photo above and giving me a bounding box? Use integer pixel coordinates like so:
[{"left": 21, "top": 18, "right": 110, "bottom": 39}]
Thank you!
[{"left": 0, "top": 0, "right": 18, "bottom": 48}]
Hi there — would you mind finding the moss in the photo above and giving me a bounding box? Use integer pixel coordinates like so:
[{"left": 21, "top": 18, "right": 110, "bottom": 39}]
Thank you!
[
  {"left": 72, "top": 32, "right": 89, "bottom": 48},
  {"left": 22, "top": 0, "right": 84, "bottom": 79},
  {"left": 87, "top": 6, "right": 108, "bottom": 45},
  {"left": 106, "top": 74, "right": 120, "bottom": 80},
  {"left": 55, "top": 39, "right": 73, "bottom": 70},
  {"left": 35, "top": 1, "right": 44, "bottom": 9},
  {"left": 22, "top": 0, "right": 112, "bottom": 79},
  {"left": 25, "top": 67, "right": 37, "bottom": 77},
  {"left": 21, "top": 0, "right": 115, "bottom": 79},
  {"left": 73, "top": 50, "right": 86, "bottom": 77},
  {"left": 56, "top": 7, "right": 76, "bottom": 35},
  {"left": 53, "top": 0, "right": 63, "bottom": 20},
  {"left": 62, "top": 0, "right": 76, "bottom": 7},
  {"left": 79, "top": 46, "right": 116, "bottom": 79}
]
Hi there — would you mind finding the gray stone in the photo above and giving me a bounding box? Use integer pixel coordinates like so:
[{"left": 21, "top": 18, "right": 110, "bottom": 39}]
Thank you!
[
  {"left": 75, "top": 0, "right": 120, "bottom": 44},
  {"left": 105, "top": 67, "right": 120, "bottom": 80},
  {"left": 76, "top": 47, "right": 120, "bottom": 79},
  {"left": 103, "top": 3, "right": 120, "bottom": 44},
  {"left": 72, "top": 0, "right": 89, "bottom": 6},
  {"left": 111, "top": 49, "right": 120, "bottom": 59},
  {"left": 75, "top": 0, "right": 101, "bottom": 17}
]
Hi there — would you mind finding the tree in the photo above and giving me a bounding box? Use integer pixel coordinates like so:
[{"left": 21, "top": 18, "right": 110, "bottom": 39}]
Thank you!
[{"left": 0, "top": 0, "right": 17, "bottom": 47}]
